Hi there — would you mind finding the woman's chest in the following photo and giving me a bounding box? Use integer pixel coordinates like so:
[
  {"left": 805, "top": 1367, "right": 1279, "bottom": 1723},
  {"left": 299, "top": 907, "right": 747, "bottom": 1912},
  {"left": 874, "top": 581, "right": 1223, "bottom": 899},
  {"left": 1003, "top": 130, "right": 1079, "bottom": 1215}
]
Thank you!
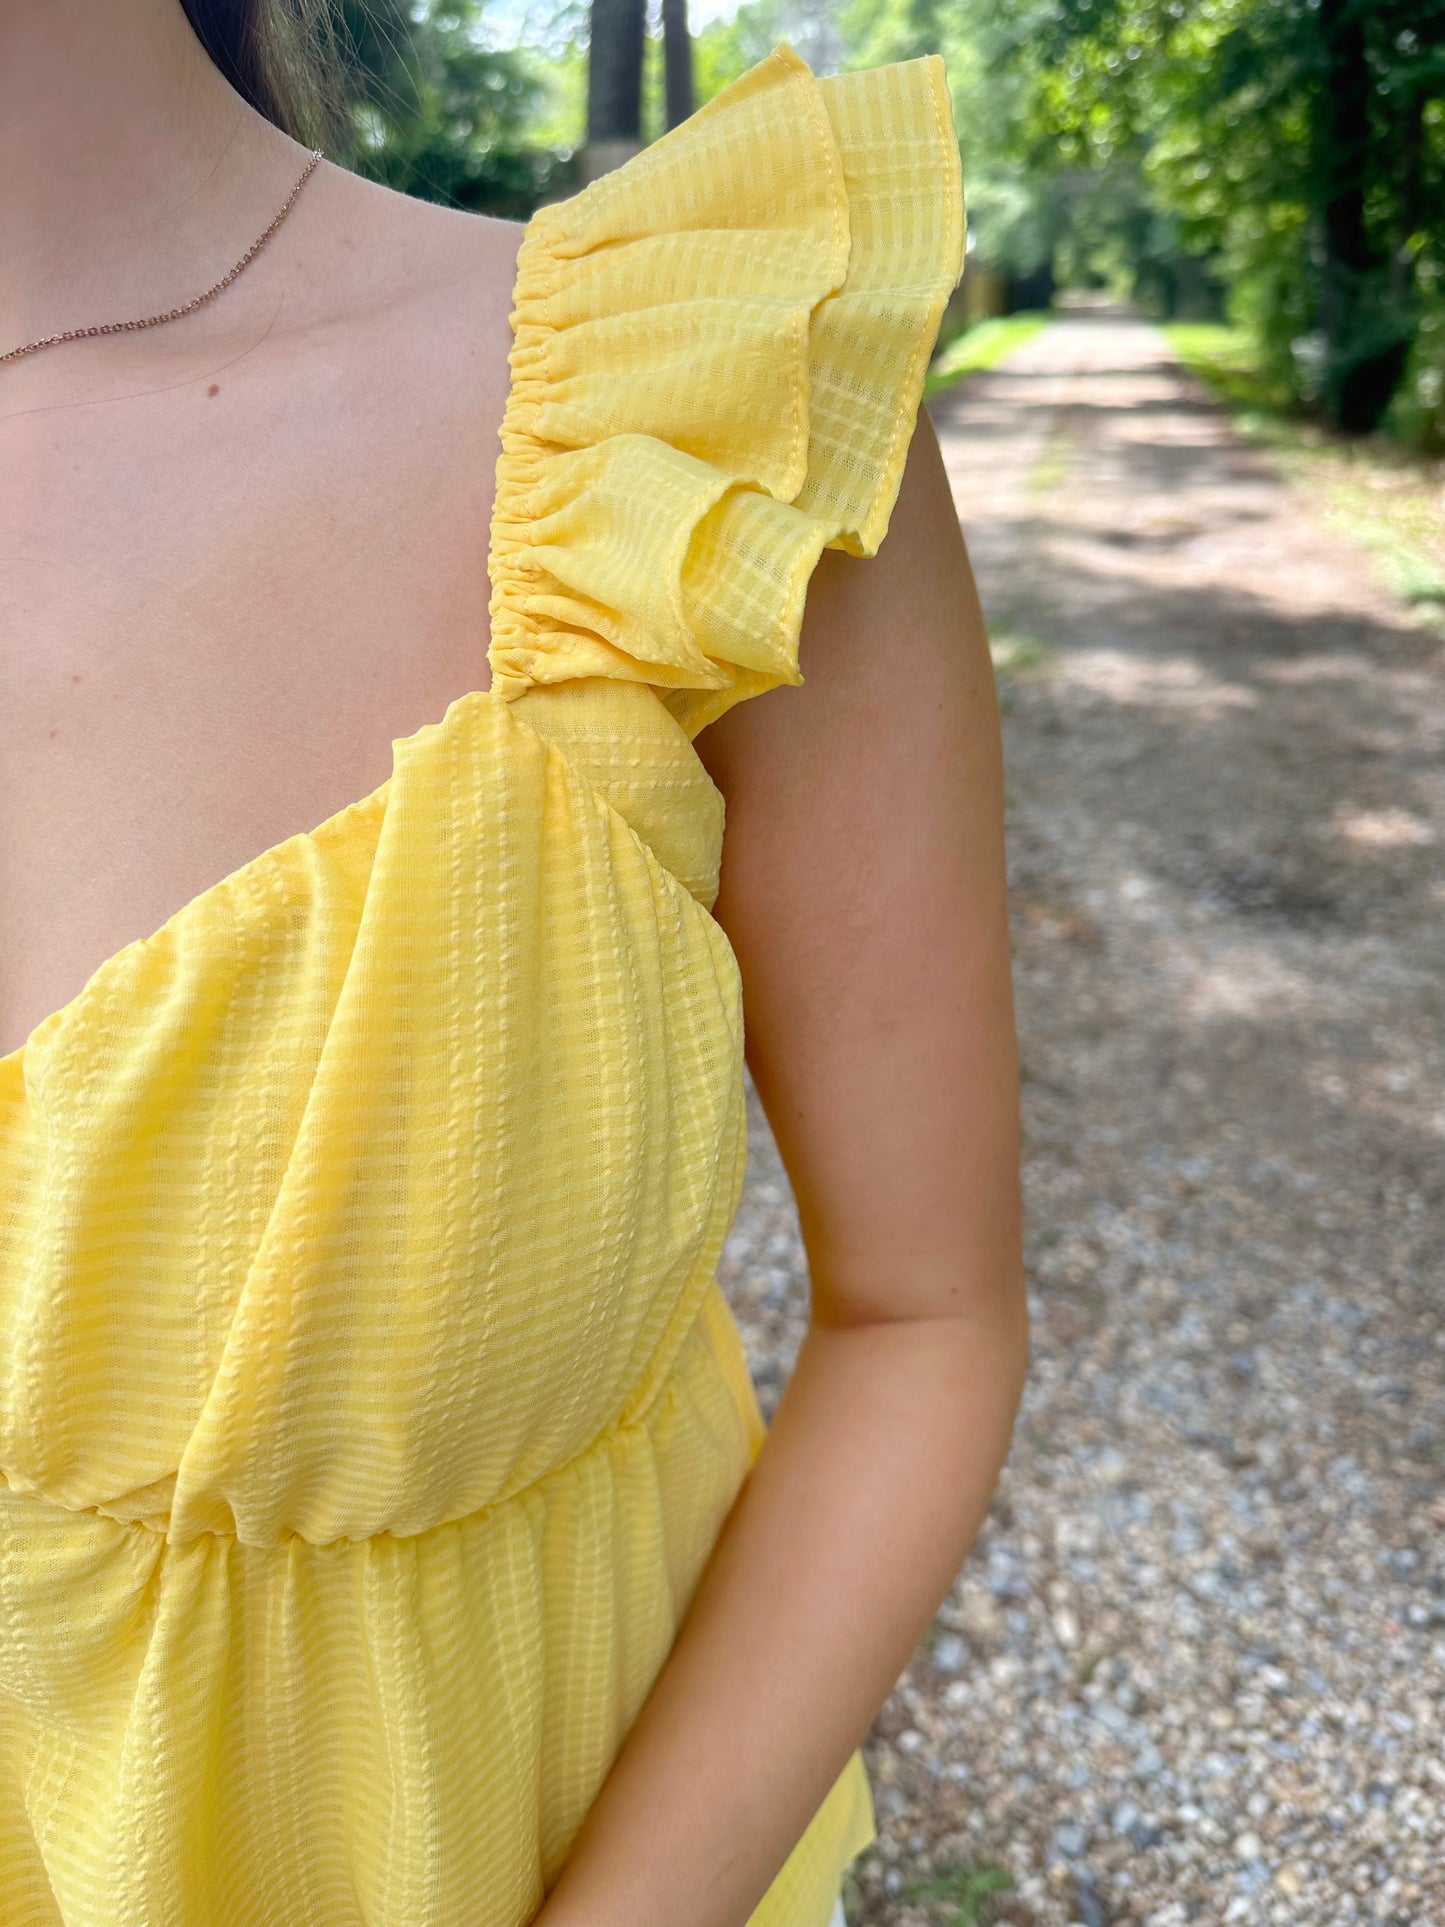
[{"left": 0, "top": 322, "right": 509, "bottom": 1059}]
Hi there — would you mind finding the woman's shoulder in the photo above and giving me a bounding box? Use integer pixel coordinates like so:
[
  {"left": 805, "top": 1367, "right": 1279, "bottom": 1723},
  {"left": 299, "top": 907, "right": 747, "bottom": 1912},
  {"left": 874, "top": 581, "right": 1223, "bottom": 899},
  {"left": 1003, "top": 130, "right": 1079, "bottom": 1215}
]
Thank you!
[
  {"left": 266, "top": 154, "right": 527, "bottom": 473},
  {"left": 304, "top": 155, "right": 526, "bottom": 333}
]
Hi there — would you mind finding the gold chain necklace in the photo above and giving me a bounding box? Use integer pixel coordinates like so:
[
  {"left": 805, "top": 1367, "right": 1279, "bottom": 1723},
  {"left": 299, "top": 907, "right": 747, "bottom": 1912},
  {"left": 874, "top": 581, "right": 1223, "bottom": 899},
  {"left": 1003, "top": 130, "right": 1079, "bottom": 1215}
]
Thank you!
[{"left": 1, "top": 147, "right": 324, "bottom": 368}]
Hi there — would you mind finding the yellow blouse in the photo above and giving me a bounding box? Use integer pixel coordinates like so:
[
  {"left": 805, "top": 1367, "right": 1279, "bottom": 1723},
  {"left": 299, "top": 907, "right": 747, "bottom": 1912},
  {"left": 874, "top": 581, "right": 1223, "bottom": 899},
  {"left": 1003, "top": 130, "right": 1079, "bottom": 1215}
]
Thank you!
[{"left": 0, "top": 42, "right": 964, "bottom": 1927}]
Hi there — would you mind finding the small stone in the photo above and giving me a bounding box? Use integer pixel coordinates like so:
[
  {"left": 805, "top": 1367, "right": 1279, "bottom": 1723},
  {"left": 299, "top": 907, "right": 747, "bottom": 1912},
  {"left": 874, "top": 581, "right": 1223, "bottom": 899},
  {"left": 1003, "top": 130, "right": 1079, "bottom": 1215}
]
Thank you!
[
  {"left": 959, "top": 1588, "right": 1006, "bottom": 1648},
  {"left": 1054, "top": 1821, "right": 1089, "bottom": 1858},
  {"left": 1074, "top": 1877, "right": 1108, "bottom": 1927},
  {"left": 931, "top": 1632, "right": 967, "bottom": 1672},
  {"left": 1233, "top": 1830, "right": 1263, "bottom": 1862}
]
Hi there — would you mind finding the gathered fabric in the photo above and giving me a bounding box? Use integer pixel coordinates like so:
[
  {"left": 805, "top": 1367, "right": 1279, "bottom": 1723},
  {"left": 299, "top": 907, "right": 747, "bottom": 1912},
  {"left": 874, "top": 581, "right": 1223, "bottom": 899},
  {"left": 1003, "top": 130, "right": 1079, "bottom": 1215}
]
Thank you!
[{"left": 0, "top": 41, "right": 964, "bottom": 1927}]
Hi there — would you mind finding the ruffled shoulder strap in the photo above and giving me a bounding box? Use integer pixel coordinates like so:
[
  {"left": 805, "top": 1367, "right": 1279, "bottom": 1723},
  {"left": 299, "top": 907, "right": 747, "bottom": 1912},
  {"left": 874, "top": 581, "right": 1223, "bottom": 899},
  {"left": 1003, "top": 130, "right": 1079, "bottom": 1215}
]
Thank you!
[{"left": 485, "top": 40, "right": 966, "bottom": 741}]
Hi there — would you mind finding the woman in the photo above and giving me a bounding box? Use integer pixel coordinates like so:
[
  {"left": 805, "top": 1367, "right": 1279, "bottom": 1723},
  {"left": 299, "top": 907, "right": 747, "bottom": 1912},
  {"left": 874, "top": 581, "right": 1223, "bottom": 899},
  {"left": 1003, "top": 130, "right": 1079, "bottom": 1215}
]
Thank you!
[{"left": 0, "top": 3, "right": 1027, "bottom": 1924}]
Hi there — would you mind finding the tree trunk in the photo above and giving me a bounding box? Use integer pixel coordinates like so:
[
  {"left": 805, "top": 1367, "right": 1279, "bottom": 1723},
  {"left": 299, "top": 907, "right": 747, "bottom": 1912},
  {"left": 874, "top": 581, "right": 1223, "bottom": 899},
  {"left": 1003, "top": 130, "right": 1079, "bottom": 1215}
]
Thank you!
[
  {"left": 661, "top": 0, "right": 693, "bottom": 131},
  {"left": 1314, "top": 0, "right": 1406, "bottom": 433},
  {"left": 584, "top": 0, "right": 647, "bottom": 184}
]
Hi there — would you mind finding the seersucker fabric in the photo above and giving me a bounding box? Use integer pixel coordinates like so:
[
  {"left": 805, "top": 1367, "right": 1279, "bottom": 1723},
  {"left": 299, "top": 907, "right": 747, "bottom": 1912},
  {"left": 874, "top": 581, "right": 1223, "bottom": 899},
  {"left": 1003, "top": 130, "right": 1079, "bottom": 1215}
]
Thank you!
[{"left": 0, "top": 42, "right": 964, "bottom": 1927}]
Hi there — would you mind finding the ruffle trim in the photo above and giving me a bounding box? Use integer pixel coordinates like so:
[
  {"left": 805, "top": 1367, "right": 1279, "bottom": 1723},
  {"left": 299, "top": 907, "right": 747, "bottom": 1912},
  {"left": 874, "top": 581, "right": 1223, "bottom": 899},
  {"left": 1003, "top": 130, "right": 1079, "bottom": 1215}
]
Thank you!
[{"left": 486, "top": 41, "right": 966, "bottom": 739}]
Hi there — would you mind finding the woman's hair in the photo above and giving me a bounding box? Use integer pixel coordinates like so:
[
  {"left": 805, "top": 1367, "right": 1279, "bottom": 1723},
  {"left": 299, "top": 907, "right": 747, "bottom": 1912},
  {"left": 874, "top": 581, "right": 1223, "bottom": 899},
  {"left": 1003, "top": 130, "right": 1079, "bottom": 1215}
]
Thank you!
[{"left": 179, "top": 0, "right": 349, "bottom": 149}]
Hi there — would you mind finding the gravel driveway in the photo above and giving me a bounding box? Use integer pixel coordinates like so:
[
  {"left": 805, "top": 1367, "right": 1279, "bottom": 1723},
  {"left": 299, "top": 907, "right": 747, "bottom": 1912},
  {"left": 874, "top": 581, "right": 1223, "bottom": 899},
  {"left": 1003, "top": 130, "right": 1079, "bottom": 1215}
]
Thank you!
[{"left": 720, "top": 306, "right": 1445, "bottom": 1927}]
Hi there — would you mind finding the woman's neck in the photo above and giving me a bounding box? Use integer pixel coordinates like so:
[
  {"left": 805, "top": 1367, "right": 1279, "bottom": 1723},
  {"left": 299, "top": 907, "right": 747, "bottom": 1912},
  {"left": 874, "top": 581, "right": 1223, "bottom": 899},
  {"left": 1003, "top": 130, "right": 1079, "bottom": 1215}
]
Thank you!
[{"left": 0, "top": 0, "right": 305, "bottom": 348}]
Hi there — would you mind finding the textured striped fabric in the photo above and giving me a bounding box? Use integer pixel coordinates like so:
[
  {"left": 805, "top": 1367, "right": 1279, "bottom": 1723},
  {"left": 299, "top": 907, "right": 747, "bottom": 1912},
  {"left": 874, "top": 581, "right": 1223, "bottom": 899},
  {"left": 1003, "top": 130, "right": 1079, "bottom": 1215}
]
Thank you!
[{"left": 0, "top": 41, "right": 964, "bottom": 1927}]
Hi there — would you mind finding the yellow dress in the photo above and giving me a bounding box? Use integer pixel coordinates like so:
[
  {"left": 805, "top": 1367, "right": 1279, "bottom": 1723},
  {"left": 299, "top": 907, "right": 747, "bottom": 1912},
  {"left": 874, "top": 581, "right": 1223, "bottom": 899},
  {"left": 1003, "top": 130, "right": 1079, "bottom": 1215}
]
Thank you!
[{"left": 0, "top": 42, "right": 963, "bottom": 1927}]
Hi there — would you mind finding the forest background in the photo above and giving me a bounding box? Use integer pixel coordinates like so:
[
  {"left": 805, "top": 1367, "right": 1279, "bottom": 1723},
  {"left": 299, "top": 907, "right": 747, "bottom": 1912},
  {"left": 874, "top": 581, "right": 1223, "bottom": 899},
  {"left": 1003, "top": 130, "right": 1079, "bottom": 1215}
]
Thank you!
[{"left": 321, "top": 0, "right": 1444, "bottom": 454}]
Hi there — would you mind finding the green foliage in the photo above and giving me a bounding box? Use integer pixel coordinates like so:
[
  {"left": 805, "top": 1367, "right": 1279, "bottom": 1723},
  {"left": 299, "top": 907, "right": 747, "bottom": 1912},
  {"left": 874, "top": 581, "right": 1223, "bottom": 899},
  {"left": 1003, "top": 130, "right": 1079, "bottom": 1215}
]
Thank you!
[
  {"left": 337, "top": 0, "right": 578, "bottom": 217},
  {"left": 1384, "top": 302, "right": 1445, "bottom": 452},
  {"left": 998, "top": 0, "right": 1445, "bottom": 436},
  {"left": 1339, "top": 511, "right": 1445, "bottom": 628},
  {"left": 809, "top": 0, "right": 1443, "bottom": 439},
  {"left": 687, "top": 0, "right": 858, "bottom": 95},
  {"left": 901, "top": 1855, "right": 1016, "bottom": 1924},
  {"left": 1163, "top": 321, "right": 1297, "bottom": 417}
]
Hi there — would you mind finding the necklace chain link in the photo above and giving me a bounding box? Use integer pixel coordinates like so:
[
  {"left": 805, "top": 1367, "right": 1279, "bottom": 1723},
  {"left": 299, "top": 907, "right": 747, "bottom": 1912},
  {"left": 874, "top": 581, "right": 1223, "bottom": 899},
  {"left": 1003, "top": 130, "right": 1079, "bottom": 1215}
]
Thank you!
[{"left": 1, "top": 148, "right": 325, "bottom": 369}]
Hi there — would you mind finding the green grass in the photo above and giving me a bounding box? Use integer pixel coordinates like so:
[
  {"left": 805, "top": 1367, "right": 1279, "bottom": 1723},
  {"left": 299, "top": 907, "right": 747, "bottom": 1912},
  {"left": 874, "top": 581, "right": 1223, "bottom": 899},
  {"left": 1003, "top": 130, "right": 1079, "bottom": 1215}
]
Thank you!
[
  {"left": 901, "top": 1855, "right": 1016, "bottom": 1924},
  {"left": 1323, "top": 494, "right": 1445, "bottom": 630},
  {"left": 926, "top": 313, "right": 1052, "bottom": 395},
  {"left": 990, "top": 630, "right": 1056, "bottom": 679},
  {"left": 1162, "top": 322, "right": 1297, "bottom": 431},
  {"left": 1164, "top": 322, "right": 1445, "bottom": 633}
]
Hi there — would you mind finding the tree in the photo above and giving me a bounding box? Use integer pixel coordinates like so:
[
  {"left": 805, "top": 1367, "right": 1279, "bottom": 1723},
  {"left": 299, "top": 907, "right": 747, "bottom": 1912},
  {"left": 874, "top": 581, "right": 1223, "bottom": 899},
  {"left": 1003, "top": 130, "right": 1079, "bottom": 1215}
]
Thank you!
[
  {"left": 586, "top": 0, "right": 648, "bottom": 180},
  {"left": 1002, "top": 0, "right": 1445, "bottom": 434},
  {"left": 585, "top": 0, "right": 695, "bottom": 179},
  {"left": 661, "top": 0, "right": 695, "bottom": 127},
  {"left": 338, "top": 0, "right": 572, "bottom": 217}
]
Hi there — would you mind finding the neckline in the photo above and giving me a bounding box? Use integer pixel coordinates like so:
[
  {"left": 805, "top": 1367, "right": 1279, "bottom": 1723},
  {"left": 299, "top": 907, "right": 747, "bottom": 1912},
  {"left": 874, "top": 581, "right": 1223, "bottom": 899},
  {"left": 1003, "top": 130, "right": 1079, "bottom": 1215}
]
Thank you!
[
  {"left": 0, "top": 685, "right": 506, "bottom": 1074},
  {"left": 2, "top": 196, "right": 552, "bottom": 1076}
]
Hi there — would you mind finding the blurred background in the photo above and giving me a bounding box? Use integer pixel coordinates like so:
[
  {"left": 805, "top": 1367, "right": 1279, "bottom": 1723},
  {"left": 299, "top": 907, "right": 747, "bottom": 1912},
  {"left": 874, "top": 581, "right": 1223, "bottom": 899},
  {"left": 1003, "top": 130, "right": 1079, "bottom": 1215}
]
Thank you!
[{"left": 325, "top": 5, "right": 1442, "bottom": 1922}]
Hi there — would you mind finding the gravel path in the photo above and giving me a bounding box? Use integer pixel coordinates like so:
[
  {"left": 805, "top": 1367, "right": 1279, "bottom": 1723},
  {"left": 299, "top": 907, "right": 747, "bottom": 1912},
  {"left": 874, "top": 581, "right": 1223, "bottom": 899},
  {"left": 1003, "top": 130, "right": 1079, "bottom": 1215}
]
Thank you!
[{"left": 719, "top": 306, "right": 1445, "bottom": 1927}]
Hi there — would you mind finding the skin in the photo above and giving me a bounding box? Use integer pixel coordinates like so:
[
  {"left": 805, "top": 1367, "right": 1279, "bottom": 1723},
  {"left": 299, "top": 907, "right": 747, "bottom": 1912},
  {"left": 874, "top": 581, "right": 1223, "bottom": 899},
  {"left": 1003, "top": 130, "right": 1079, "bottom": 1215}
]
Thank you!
[
  {"left": 2, "top": 4, "right": 1028, "bottom": 1924},
  {"left": 0, "top": 0, "right": 522, "bottom": 1057}
]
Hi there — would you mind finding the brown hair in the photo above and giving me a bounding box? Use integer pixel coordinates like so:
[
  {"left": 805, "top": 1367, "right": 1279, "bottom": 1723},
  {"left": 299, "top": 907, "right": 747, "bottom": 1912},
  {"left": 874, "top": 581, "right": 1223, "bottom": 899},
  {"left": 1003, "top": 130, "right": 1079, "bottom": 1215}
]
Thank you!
[{"left": 179, "top": 0, "right": 349, "bottom": 149}]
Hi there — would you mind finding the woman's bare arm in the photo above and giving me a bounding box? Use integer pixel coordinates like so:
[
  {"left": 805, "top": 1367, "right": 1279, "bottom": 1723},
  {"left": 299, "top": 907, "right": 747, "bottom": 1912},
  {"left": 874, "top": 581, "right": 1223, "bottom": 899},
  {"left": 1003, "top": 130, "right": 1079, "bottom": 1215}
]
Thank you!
[{"left": 533, "top": 403, "right": 1027, "bottom": 1927}]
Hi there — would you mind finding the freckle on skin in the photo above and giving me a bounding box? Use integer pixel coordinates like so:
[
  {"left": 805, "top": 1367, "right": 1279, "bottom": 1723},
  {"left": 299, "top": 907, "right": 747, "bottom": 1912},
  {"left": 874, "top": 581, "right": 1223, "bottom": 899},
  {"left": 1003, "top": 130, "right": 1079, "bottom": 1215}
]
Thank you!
[
  {"left": 49, "top": 728, "right": 58, "bottom": 739},
  {"left": 71, "top": 673, "right": 82, "bottom": 682},
  {"left": 208, "top": 383, "right": 220, "bottom": 397}
]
